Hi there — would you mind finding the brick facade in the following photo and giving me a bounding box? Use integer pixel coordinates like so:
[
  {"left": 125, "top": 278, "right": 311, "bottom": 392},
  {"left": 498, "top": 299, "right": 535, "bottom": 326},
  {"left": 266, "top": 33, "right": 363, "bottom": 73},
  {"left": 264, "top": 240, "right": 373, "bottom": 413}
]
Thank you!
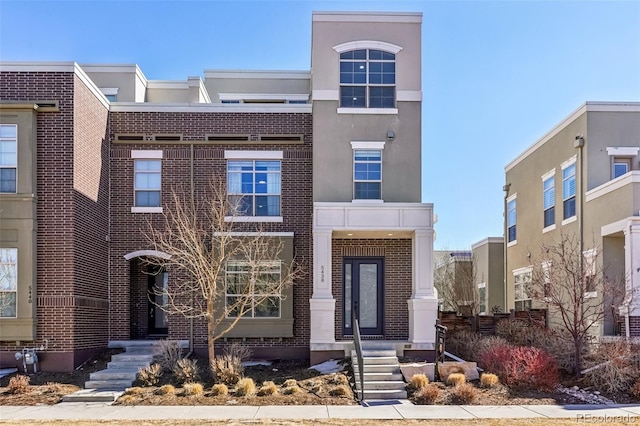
[{"left": 621, "top": 316, "right": 640, "bottom": 338}]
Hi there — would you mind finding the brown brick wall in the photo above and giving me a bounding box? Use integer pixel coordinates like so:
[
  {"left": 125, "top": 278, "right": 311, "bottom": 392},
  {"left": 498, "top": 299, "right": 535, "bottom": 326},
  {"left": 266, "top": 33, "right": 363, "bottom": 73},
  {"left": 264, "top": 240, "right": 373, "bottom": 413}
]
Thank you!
[
  {"left": 621, "top": 316, "right": 640, "bottom": 337},
  {"left": 332, "top": 238, "right": 412, "bottom": 341},
  {"left": 108, "top": 111, "right": 313, "bottom": 354}
]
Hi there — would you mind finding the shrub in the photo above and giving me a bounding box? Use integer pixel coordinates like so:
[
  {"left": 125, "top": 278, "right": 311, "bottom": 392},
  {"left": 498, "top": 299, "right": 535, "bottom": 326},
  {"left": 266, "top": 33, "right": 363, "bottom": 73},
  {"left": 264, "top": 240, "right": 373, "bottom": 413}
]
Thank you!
[
  {"left": 283, "top": 385, "right": 301, "bottom": 395},
  {"left": 480, "top": 373, "right": 499, "bottom": 388},
  {"left": 446, "top": 373, "right": 466, "bottom": 386},
  {"left": 118, "top": 394, "right": 135, "bottom": 404},
  {"left": 446, "top": 331, "right": 483, "bottom": 362},
  {"left": 182, "top": 382, "right": 204, "bottom": 396},
  {"left": 156, "top": 340, "right": 182, "bottom": 372},
  {"left": 173, "top": 357, "right": 199, "bottom": 384},
  {"left": 451, "top": 382, "right": 477, "bottom": 404},
  {"left": 409, "top": 373, "right": 429, "bottom": 390},
  {"left": 283, "top": 378, "right": 298, "bottom": 388},
  {"left": 585, "top": 340, "right": 640, "bottom": 394},
  {"left": 138, "top": 363, "right": 162, "bottom": 386},
  {"left": 257, "top": 381, "right": 278, "bottom": 396},
  {"left": 328, "top": 385, "right": 349, "bottom": 397},
  {"left": 629, "top": 380, "right": 640, "bottom": 400},
  {"left": 480, "top": 345, "right": 559, "bottom": 391},
  {"left": 43, "top": 382, "right": 64, "bottom": 394},
  {"left": 210, "top": 383, "right": 229, "bottom": 396},
  {"left": 494, "top": 319, "right": 531, "bottom": 346},
  {"left": 155, "top": 384, "right": 175, "bottom": 395},
  {"left": 475, "top": 335, "right": 510, "bottom": 360},
  {"left": 413, "top": 384, "right": 440, "bottom": 405},
  {"left": 212, "top": 343, "right": 252, "bottom": 386},
  {"left": 124, "top": 386, "right": 144, "bottom": 395},
  {"left": 328, "top": 373, "right": 349, "bottom": 386},
  {"left": 235, "top": 377, "right": 256, "bottom": 396},
  {"left": 8, "top": 375, "right": 30, "bottom": 394}
]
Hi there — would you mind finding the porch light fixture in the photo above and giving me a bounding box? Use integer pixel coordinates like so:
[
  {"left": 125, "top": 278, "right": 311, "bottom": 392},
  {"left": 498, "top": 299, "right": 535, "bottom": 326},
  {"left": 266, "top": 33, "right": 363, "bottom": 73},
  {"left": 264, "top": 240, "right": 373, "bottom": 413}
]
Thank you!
[{"left": 386, "top": 130, "right": 395, "bottom": 141}]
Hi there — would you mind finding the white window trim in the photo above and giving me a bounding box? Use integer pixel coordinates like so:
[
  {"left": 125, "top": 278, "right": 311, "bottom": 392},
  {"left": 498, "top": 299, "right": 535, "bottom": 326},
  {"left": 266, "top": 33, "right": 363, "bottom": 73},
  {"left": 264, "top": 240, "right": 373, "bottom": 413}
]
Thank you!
[
  {"left": 224, "top": 150, "right": 283, "bottom": 160},
  {"left": 562, "top": 215, "right": 577, "bottom": 226},
  {"left": 131, "top": 150, "right": 163, "bottom": 159},
  {"left": 561, "top": 155, "right": 577, "bottom": 170},
  {"left": 541, "top": 168, "right": 556, "bottom": 182},
  {"left": 337, "top": 108, "right": 398, "bottom": 115},
  {"left": 333, "top": 40, "right": 403, "bottom": 54},
  {"left": 131, "top": 206, "right": 163, "bottom": 213},
  {"left": 543, "top": 224, "right": 556, "bottom": 233},
  {"left": 100, "top": 87, "right": 119, "bottom": 96},
  {"left": 606, "top": 147, "right": 639, "bottom": 157},
  {"left": 224, "top": 216, "right": 283, "bottom": 223},
  {"left": 351, "top": 141, "right": 386, "bottom": 150}
]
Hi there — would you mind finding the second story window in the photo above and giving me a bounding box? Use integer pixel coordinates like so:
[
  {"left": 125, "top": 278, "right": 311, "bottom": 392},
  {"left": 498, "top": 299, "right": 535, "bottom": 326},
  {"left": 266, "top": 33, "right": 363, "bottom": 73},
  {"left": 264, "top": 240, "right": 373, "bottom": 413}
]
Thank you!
[
  {"left": 0, "top": 124, "right": 17, "bottom": 193},
  {"left": 354, "top": 149, "right": 382, "bottom": 200},
  {"left": 227, "top": 160, "right": 281, "bottom": 216},
  {"left": 613, "top": 158, "right": 631, "bottom": 179},
  {"left": 562, "top": 163, "right": 576, "bottom": 220},
  {"left": 134, "top": 159, "right": 161, "bottom": 207},
  {"left": 340, "top": 49, "right": 395, "bottom": 108},
  {"left": 507, "top": 198, "right": 516, "bottom": 243},
  {"left": 543, "top": 175, "right": 555, "bottom": 228}
]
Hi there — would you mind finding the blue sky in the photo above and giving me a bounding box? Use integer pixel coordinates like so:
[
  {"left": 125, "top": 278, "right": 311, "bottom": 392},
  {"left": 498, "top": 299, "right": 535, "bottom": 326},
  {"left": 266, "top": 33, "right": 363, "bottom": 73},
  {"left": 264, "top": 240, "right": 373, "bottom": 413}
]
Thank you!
[{"left": 1, "top": 0, "right": 639, "bottom": 249}]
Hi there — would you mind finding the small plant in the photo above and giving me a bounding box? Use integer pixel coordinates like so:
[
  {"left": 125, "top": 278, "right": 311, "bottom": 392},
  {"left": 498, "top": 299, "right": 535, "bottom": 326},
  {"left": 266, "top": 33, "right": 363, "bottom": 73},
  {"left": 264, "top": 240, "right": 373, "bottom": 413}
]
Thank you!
[
  {"left": 138, "top": 363, "right": 162, "bottom": 386},
  {"left": 8, "top": 375, "right": 30, "bottom": 394},
  {"left": 156, "top": 339, "right": 183, "bottom": 372},
  {"left": 257, "top": 381, "right": 278, "bottom": 396},
  {"left": 446, "top": 373, "right": 466, "bottom": 386},
  {"left": 210, "top": 383, "right": 229, "bottom": 396},
  {"left": 413, "top": 384, "right": 440, "bottom": 405},
  {"left": 155, "top": 384, "right": 175, "bottom": 395},
  {"left": 173, "top": 357, "right": 200, "bottom": 384},
  {"left": 235, "top": 377, "right": 256, "bottom": 396},
  {"left": 124, "top": 386, "right": 144, "bottom": 395},
  {"left": 480, "top": 373, "right": 499, "bottom": 388},
  {"left": 212, "top": 343, "right": 252, "bottom": 386},
  {"left": 629, "top": 379, "right": 640, "bottom": 400},
  {"left": 327, "top": 373, "right": 349, "bottom": 386},
  {"left": 182, "top": 382, "right": 204, "bottom": 396},
  {"left": 328, "top": 385, "right": 349, "bottom": 397},
  {"left": 282, "top": 384, "right": 301, "bottom": 395},
  {"left": 283, "top": 378, "right": 297, "bottom": 388},
  {"left": 43, "top": 382, "right": 64, "bottom": 394},
  {"left": 451, "top": 382, "right": 477, "bottom": 404},
  {"left": 409, "top": 373, "right": 429, "bottom": 390}
]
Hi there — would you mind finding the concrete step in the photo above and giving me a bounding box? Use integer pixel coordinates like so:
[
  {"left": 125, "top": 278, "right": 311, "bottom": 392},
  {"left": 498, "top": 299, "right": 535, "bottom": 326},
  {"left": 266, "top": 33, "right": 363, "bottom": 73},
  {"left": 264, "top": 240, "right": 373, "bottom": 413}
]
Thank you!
[
  {"left": 90, "top": 368, "right": 139, "bottom": 381},
  {"left": 124, "top": 347, "right": 162, "bottom": 355},
  {"left": 352, "top": 349, "right": 397, "bottom": 358},
  {"left": 355, "top": 380, "right": 406, "bottom": 390},
  {"left": 353, "top": 363, "right": 400, "bottom": 374},
  {"left": 62, "top": 389, "right": 124, "bottom": 403},
  {"left": 107, "top": 360, "right": 151, "bottom": 370},
  {"left": 111, "top": 353, "right": 155, "bottom": 363},
  {"left": 356, "top": 372, "right": 403, "bottom": 381},
  {"left": 353, "top": 356, "right": 399, "bottom": 365},
  {"left": 85, "top": 379, "right": 134, "bottom": 389},
  {"left": 358, "top": 389, "right": 407, "bottom": 400}
]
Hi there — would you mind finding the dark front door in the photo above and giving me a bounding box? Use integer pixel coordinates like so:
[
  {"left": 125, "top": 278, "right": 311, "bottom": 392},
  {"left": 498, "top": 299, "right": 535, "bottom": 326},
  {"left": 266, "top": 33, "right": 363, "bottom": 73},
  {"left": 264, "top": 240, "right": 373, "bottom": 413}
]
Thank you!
[
  {"left": 148, "top": 269, "right": 168, "bottom": 336},
  {"left": 343, "top": 258, "right": 384, "bottom": 335}
]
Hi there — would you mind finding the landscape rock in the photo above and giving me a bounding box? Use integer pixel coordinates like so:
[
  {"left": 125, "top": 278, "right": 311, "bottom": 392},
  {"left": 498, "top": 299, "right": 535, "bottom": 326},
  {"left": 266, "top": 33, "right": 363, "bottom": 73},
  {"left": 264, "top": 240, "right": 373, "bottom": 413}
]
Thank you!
[
  {"left": 400, "top": 363, "right": 435, "bottom": 382},
  {"left": 438, "top": 361, "right": 479, "bottom": 381}
]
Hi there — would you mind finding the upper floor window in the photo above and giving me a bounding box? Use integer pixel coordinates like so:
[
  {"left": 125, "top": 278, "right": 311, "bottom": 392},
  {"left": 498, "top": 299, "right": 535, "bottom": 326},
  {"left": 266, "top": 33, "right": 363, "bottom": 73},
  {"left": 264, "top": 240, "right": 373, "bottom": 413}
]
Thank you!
[
  {"left": 353, "top": 149, "right": 382, "bottom": 200},
  {"left": 134, "top": 159, "right": 161, "bottom": 207},
  {"left": 507, "top": 198, "right": 516, "bottom": 243},
  {"left": 613, "top": 158, "right": 631, "bottom": 179},
  {"left": 543, "top": 175, "right": 555, "bottom": 228},
  {"left": 227, "top": 160, "right": 281, "bottom": 216},
  {"left": 340, "top": 49, "right": 395, "bottom": 108},
  {"left": 562, "top": 163, "right": 576, "bottom": 220},
  {"left": 225, "top": 260, "right": 281, "bottom": 318},
  {"left": 0, "top": 124, "right": 17, "bottom": 193},
  {"left": 0, "top": 248, "right": 17, "bottom": 318}
]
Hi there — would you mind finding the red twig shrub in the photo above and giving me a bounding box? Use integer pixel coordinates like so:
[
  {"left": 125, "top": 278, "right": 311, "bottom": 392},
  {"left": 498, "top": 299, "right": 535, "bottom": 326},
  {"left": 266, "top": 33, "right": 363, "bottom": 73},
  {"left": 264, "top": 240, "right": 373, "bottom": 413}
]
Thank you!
[{"left": 480, "top": 344, "right": 559, "bottom": 391}]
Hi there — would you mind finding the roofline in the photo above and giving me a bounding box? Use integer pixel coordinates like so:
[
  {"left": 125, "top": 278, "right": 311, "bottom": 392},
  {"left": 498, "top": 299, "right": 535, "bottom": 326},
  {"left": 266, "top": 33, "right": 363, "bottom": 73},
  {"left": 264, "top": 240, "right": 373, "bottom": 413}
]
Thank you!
[
  {"left": 204, "top": 70, "right": 310, "bottom": 79},
  {"left": 505, "top": 101, "right": 640, "bottom": 172},
  {"left": 109, "top": 103, "right": 312, "bottom": 113},
  {"left": 312, "top": 11, "right": 422, "bottom": 23},
  {"left": 471, "top": 237, "right": 504, "bottom": 250}
]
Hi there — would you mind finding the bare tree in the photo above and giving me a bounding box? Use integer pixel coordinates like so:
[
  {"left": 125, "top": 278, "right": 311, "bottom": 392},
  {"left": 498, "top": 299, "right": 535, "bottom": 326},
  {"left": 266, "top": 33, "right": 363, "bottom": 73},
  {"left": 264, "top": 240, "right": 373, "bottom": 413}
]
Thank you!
[
  {"left": 433, "top": 250, "right": 481, "bottom": 315},
  {"left": 143, "top": 179, "right": 303, "bottom": 374},
  {"left": 530, "top": 232, "right": 626, "bottom": 377}
]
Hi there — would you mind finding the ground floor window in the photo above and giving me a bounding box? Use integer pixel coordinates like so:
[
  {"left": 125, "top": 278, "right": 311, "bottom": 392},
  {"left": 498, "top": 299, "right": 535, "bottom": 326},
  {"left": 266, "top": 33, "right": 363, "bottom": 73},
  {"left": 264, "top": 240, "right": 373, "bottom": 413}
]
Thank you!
[
  {"left": 0, "top": 248, "right": 17, "bottom": 317},
  {"left": 514, "top": 268, "right": 532, "bottom": 311},
  {"left": 225, "top": 260, "right": 281, "bottom": 318}
]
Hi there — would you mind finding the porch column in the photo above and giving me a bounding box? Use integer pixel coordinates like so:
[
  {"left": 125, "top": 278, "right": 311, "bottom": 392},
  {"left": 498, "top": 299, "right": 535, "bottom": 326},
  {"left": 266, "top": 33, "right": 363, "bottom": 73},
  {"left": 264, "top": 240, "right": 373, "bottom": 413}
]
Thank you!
[
  {"left": 408, "top": 229, "right": 438, "bottom": 345},
  {"left": 310, "top": 229, "right": 336, "bottom": 343},
  {"left": 624, "top": 218, "right": 640, "bottom": 317}
]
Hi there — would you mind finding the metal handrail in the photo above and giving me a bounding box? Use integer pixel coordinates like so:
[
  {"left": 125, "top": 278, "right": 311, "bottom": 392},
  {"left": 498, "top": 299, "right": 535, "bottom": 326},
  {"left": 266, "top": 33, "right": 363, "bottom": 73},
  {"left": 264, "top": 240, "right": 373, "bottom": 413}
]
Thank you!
[{"left": 352, "top": 310, "right": 365, "bottom": 405}]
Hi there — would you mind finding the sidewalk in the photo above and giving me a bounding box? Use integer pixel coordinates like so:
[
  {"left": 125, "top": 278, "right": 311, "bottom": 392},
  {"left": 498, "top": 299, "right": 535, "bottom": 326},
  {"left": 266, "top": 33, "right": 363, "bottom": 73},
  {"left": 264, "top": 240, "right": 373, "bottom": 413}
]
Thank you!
[{"left": 1, "top": 402, "right": 639, "bottom": 421}]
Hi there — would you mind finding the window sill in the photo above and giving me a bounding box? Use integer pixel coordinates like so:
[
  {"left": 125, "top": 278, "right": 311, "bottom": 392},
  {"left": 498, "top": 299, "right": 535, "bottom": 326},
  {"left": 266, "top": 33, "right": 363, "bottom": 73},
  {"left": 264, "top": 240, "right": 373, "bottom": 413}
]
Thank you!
[
  {"left": 337, "top": 108, "right": 398, "bottom": 115},
  {"left": 507, "top": 240, "right": 517, "bottom": 248},
  {"left": 351, "top": 199, "right": 384, "bottom": 204},
  {"left": 562, "top": 216, "right": 577, "bottom": 226},
  {"left": 224, "top": 216, "right": 283, "bottom": 223},
  {"left": 131, "top": 206, "right": 163, "bottom": 213},
  {"left": 543, "top": 224, "right": 556, "bottom": 233}
]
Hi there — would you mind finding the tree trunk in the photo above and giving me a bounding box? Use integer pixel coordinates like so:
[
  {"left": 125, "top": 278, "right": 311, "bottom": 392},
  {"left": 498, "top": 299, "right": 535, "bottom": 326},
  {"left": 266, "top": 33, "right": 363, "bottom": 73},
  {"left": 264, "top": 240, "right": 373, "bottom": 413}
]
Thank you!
[
  {"left": 207, "top": 299, "right": 216, "bottom": 378},
  {"left": 574, "top": 337, "right": 582, "bottom": 378}
]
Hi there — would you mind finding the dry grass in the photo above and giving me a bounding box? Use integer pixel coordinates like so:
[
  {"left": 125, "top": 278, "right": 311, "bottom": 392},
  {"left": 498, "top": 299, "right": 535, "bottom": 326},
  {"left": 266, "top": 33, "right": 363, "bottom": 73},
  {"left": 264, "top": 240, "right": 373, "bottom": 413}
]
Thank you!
[
  {"left": 210, "top": 383, "right": 228, "bottom": 396},
  {"left": 283, "top": 378, "right": 298, "bottom": 387},
  {"left": 413, "top": 384, "right": 440, "bottom": 405},
  {"left": 7, "top": 375, "right": 30, "bottom": 394},
  {"left": 173, "top": 358, "right": 200, "bottom": 384},
  {"left": 409, "top": 373, "right": 429, "bottom": 390},
  {"left": 328, "top": 385, "right": 350, "bottom": 397},
  {"left": 182, "top": 382, "right": 204, "bottom": 396},
  {"left": 138, "top": 363, "right": 163, "bottom": 386},
  {"left": 451, "top": 382, "right": 477, "bottom": 404},
  {"left": 124, "top": 387, "right": 144, "bottom": 395},
  {"left": 235, "top": 377, "right": 256, "bottom": 396},
  {"left": 480, "top": 373, "right": 499, "bottom": 388},
  {"left": 446, "top": 373, "right": 467, "bottom": 386},
  {"left": 155, "top": 384, "right": 175, "bottom": 395},
  {"left": 282, "top": 385, "right": 302, "bottom": 395},
  {"left": 257, "top": 381, "right": 278, "bottom": 396}
]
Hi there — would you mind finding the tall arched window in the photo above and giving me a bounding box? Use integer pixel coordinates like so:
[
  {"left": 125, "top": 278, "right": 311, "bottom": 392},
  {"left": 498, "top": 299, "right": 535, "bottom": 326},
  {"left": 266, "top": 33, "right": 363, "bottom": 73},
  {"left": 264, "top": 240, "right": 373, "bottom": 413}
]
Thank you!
[{"left": 339, "top": 49, "right": 395, "bottom": 108}]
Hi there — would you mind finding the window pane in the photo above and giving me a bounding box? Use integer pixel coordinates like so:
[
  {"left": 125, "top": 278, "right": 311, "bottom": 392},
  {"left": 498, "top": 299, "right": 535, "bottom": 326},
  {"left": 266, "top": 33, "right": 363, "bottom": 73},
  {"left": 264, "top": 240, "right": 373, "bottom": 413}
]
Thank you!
[
  {"left": 0, "top": 125, "right": 17, "bottom": 138},
  {"left": 227, "top": 161, "right": 253, "bottom": 171},
  {"left": 564, "top": 197, "right": 576, "bottom": 219},
  {"left": 135, "top": 191, "right": 160, "bottom": 207},
  {"left": 614, "top": 163, "right": 628, "bottom": 178},
  {"left": 255, "top": 161, "right": 280, "bottom": 172},
  {"left": 0, "top": 293, "right": 16, "bottom": 317},
  {"left": 254, "top": 297, "right": 280, "bottom": 317},
  {"left": 340, "top": 50, "right": 366, "bottom": 60},
  {"left": 227, "top": 172, "right": 242, "bottom": 193},
  {"left": 369, "top": 87, "right": 395, "bottom": 108},
  {"left": 354, "top": 182, "right": 381, "bottom": 199},
  {"left": 340, "top": 87, "right": 366, "bottom": 108},
  {"left": 135, "top": 160, "right": 161, "bottom": 171},
  {"left": 508, "top": 225, "right": 516, "bottom": 242},
  {"left": 544, "top": 206, "right": 555, "bottom": 228},
  {"left": 255, "top": 195, "right": 280, "bottom": 216},
  {"left": 354, "top": 150, "right": 381, "bottom": 161},
  {"left": 0, "top": 168, "right": 17, "bottom": 192},
  {"left": 344, "top": 263, "right": 352, "bottom": 328},
  {"left": 229, "top": 195, "right": 252, "bottom": 216},
  {"left": 507, "top": 200, "right": 516, "bottom": 226}
]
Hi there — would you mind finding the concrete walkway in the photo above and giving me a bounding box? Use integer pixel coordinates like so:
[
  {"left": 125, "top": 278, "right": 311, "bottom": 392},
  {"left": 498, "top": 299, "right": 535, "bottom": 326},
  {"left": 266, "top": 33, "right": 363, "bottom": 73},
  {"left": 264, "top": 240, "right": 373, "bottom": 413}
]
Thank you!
[{"left": 1, "top": 402, "right": 639, "bottom": 421}]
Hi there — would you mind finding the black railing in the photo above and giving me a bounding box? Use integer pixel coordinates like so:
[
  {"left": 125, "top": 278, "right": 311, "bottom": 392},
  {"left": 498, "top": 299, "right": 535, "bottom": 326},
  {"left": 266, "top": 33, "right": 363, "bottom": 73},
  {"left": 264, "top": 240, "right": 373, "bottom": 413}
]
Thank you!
[{"left": 352, "top": 310, "right": 365, "bottom": 404}]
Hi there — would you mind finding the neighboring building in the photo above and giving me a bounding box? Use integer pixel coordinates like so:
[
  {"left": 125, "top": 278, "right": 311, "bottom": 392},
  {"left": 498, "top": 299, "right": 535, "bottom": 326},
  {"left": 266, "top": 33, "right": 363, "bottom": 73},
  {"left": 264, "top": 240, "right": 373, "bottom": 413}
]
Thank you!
[
  {"left": 0, "top": 11, "right": 437, "bottom": 371},
  {"left": 471, "top": 237, "right": 504, "bottom": 315},
  {"left": 504, "top": 102, "right": 640, "bottom": 338}
]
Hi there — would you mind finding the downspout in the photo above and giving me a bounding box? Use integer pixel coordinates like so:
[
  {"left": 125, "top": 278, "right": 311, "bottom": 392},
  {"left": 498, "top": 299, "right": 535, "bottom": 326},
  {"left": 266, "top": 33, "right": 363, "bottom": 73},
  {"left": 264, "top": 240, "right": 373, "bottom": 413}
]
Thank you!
[{"left": 503, "top": 183, "right": 511, "bottom": 312}]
